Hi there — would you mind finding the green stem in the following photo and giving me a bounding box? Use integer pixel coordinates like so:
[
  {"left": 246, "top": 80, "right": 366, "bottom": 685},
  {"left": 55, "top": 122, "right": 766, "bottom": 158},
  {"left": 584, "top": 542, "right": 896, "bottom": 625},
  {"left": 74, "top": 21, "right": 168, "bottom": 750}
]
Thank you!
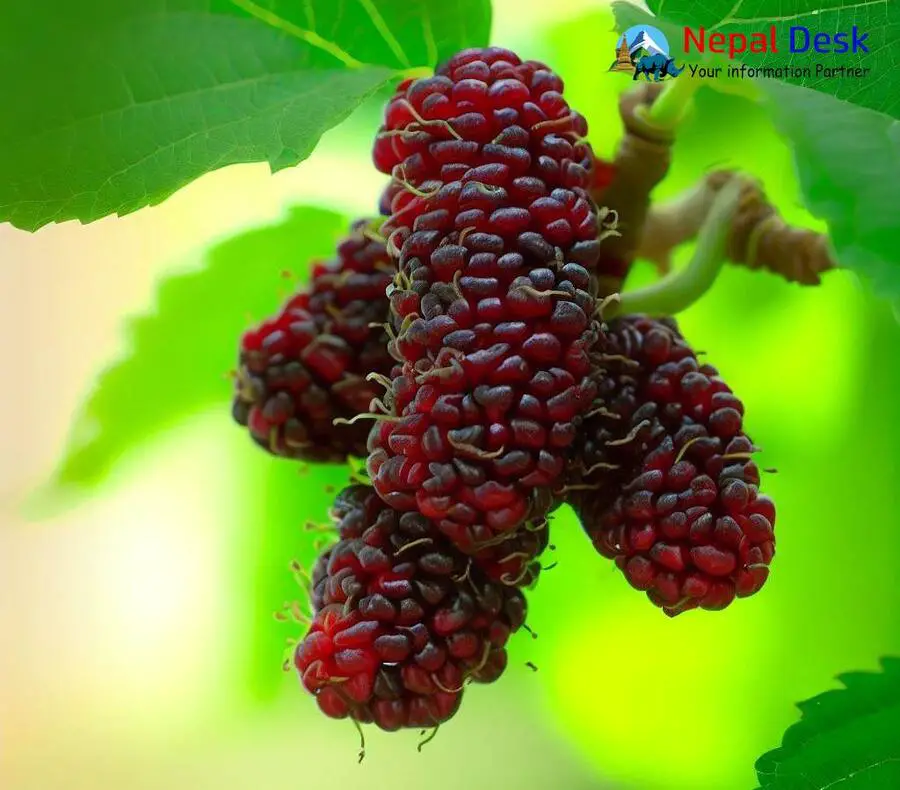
[
  {"left": 608, "top": 176, "right": 743, "bottom": 318},
  {"left": 639, "top": 74, "right": 701, "bottom": 130}
]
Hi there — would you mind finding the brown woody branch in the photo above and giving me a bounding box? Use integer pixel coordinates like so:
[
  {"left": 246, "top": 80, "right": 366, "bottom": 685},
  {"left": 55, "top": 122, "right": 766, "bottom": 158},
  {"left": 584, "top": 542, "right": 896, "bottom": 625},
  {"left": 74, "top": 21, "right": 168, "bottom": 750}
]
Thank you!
[
  {"left": 593, "top": 83, "right": 672, "bottom": 296},
  {"left": 637, "top": 170, "right": 837, "bottom": 285}
]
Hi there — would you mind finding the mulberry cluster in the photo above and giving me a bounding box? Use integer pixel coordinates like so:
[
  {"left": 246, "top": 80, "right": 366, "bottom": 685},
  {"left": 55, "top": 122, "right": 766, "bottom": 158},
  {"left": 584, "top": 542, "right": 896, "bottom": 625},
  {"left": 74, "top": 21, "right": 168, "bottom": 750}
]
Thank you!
[
  {"left": 295, "top": 485, "right": 527, "bottom": 730},
  {"left": 229, "top": 45, "right": 780, "bottom": 743},
  {"left": 570, "top": 315, "right": 775, "bottom": 616},
  {"left": 367, "top": 46, "right": 606, "bottom": 558},
  {"left": 232, "top": 219, "right": 395, "bottom": 461}
]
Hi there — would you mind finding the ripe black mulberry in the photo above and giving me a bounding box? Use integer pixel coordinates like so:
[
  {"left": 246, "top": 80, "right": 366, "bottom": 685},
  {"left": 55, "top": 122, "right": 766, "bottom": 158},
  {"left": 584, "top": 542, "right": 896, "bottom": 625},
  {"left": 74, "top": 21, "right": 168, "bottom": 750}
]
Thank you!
[
  {"left": 366, "top": 47, "right": 607, "bottom": 554},
  {"left": 572, "top": 315, "right": 775, "bottom": 616},
  {"left": 294, "top": 485, "right": 527, "bottom": 730}
]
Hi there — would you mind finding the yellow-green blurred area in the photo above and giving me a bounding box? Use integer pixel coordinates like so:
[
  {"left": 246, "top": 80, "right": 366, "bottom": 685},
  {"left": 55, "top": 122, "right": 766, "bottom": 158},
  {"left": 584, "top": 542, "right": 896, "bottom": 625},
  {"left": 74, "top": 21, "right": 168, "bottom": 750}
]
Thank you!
[{"left": 2, "top": 2, "right": 898, "bottom": 789}]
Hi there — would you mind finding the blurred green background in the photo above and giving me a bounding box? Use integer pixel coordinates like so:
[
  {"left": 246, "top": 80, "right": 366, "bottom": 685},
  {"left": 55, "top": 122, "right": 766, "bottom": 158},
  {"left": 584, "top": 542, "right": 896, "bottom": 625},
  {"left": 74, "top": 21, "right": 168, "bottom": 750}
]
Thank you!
[{"left": 3, "top": 1, "right": 898, "bottom": 789}]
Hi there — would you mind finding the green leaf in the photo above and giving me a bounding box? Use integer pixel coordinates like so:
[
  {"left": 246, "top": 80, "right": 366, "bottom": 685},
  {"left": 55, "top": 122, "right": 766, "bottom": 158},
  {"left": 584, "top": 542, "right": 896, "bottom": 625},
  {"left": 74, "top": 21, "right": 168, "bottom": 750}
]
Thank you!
[
  {"left": 0, "top": 0, "right": 491, "bottom": 231},
  {"left": 48, "top": 205, "right": 347, "bottom": 493},
  {"left": 763, "top": 80, "right": 900, "bottom": 308},
  {"left": 623, "top": 0, "right": 896, "bottom": 118},
  {"left": 756, "top": 657, "right": 900, "bottom": 789}
]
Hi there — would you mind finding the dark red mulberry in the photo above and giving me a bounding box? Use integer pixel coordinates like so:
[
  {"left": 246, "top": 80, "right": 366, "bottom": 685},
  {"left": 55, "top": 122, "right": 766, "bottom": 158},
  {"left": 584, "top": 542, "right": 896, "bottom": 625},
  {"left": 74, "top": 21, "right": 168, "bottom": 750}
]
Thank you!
[
  {"left": 571, "top": 315, "right": 776, "bottom": 616},
  {"left": 366, "top": 47, "right": 607, "bottom": 553},
  {"left": 295, "top": 485, "right": 527, "bottom": 730},
  {"left": 232, "top": 219, "right": 395, "bottom": 461}
]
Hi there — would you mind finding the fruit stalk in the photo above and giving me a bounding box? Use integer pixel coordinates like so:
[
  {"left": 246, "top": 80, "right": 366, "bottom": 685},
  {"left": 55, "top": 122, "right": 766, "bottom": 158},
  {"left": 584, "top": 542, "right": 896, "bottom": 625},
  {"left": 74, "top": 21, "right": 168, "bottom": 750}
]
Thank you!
[
  {"left": 611, "top": 176, "right": 744, "bottom": 317},
  {"left": 592, "top": 82, "right": 678, "bottom": 294},
  {"left": 641, "top": 72, "right": 701, "bottom": 129}
]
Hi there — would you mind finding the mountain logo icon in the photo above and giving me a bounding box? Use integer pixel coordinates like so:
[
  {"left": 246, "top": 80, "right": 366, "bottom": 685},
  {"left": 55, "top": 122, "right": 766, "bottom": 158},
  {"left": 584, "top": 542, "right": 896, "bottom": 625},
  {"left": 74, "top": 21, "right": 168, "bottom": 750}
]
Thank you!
[{"left": 609, "top": 24, "right": 684, "bottom": 81}]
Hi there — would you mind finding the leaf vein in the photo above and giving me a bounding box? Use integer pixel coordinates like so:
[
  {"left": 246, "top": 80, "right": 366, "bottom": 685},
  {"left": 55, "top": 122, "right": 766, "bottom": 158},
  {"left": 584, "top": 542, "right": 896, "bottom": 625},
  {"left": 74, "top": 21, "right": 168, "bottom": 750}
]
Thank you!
[
  {"left": 229, "top": 0, "right": 364, "bottom": 68},
  {"left": 355, "top": 0, "right": 412, "bottom": 67},
  {"left": 7, "top": 70, "right": 351, "bottom": 154},
  {"left": 713, "top": 0, "right": 890, "bottom": 30}
]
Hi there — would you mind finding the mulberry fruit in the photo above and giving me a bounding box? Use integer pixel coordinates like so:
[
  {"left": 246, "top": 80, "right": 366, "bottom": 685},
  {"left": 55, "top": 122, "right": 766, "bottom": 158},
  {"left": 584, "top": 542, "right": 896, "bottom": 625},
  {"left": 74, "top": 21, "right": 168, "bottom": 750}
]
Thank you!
[
  {"left": 572, "top": 315, "right": 775, "bottom": 616},
  {"left": 366, "top": 46, "right": 607, "bottom": 553},
  {"left": 233, "top": 219, "right": 395, "bottom": 461},
  {"left": 294, "top": 485, "right": 527, "bottom": 730}
]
